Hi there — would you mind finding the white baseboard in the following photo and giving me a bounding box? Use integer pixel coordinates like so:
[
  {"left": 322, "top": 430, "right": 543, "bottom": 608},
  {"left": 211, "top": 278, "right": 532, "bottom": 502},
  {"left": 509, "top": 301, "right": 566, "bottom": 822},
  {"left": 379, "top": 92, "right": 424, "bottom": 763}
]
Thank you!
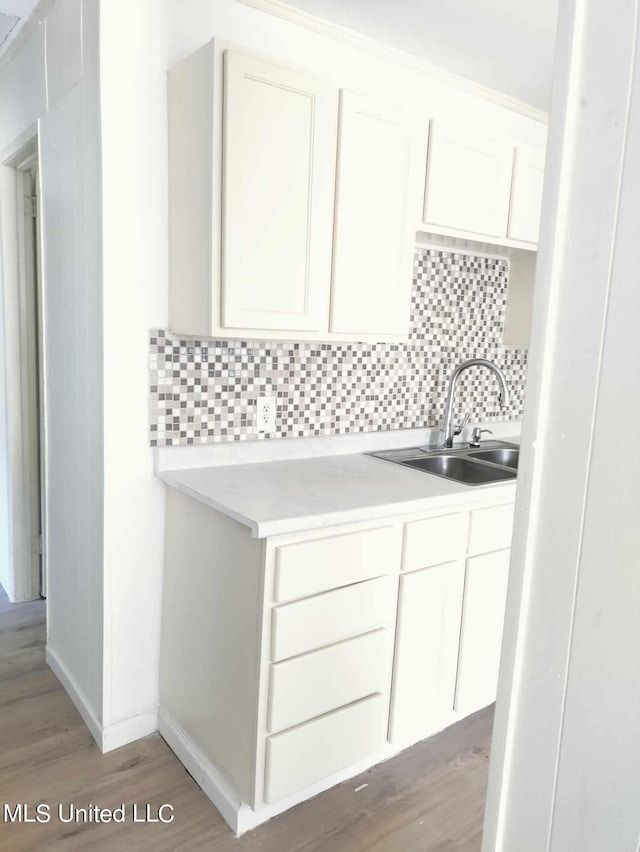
[
  {"left": 46, "top": 645, "right": 158, "bottom": 753},
  {"left": 46, "top": 645, "right": 103, "bottom": 748},
  {"left": 102, "top": 707, "right": 159, "bottom": 752},
  {"left": 158, "top": 708, "right": 247, "bottom": 835},
  {"left": 159, "top": 707, "right": 410, "bottom": 836}
]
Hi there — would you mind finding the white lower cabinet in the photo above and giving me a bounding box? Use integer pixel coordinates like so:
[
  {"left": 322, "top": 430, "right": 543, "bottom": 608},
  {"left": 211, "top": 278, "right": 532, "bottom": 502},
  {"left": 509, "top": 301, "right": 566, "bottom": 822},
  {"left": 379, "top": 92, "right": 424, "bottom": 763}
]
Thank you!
[
  {"left": 389, "top": 560, "right": 465, "bottom": 745},
  {"left": 271, "top": 575, "right": 394, "bottom": 662},
  {"left": 265, "top": 694, "right": 387, "bottom": 804},
  {"left": 468, "top": 502, "right": 515, "bottom": 556},
  {"left": 390, "top": 504, "right": 514, "bottom": 746},
  {"left": 160, "top": 490, "right": 515, "bottom": 833},
  {"left": 268, "top": 628, "right": 389, "bottom": 733},
  {"left": 454, "top": 548, "right": 511, "bottom": 716}
]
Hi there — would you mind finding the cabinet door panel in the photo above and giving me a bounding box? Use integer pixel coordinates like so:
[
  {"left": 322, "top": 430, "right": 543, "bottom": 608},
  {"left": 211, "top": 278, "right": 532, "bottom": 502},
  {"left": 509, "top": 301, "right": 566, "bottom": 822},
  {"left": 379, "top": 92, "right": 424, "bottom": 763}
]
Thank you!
[
  {"left": 222, "top": 51, "right": 338, "bottom": 331},
  {"left": 389, "top": 560, "right": 465, "bottom": 746},
  {"left": 454, "top": 549, "right": 511, "bottom": 716},
  {"left": 508, "top": 144, "right": 546, "bottom": 244},
  {"left": 423, "top": 118, "right": 512, "bottom": 238},
  {"left": 330, "top": 91, "right": 425, "bottom": 336}
]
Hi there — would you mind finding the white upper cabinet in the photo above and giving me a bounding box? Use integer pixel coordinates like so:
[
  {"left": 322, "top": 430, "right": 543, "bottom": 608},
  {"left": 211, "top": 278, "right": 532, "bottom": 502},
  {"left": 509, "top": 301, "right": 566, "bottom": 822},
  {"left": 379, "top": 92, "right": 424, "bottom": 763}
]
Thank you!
[
  {"left": 222, "top": 51, "right": 338, "bottom": 332},
  {"left": 330, "top": 92, "right": 425, "bottom": 336},
  {"left": 167, "top": 39, "right": 548, "bottom": 341},
  {"left": 423, "top": 118, "right": 513, "bottom": 238},
  {"left": 507, "top": 144, "right": 546, "bottom": 244}
]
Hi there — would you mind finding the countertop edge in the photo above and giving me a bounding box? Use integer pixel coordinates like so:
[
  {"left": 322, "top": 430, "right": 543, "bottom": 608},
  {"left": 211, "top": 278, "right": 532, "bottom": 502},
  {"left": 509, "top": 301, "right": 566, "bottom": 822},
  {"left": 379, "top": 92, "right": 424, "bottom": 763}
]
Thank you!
[
  {"left": 158, "top": 471, "right": 262, "bottom": 537},
  {"left": 158, "top": 469, "right": 517, "bottom": 539}
]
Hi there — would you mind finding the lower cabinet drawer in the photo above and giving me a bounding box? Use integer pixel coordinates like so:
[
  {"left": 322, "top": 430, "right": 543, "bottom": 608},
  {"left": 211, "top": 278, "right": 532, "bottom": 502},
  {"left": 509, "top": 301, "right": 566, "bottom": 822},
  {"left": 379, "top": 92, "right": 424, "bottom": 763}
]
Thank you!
[
  {"left": 268, "top": 628, "right": 389, "bottom": 734},
  {"left": 403, "top": 512, "right": 468, "bottom": 572},
  {"left": 273, "top": 524, "right": 399, "bottom": 603},
  {"left": 264, "top": 693, "right": 387, "bottom": 803},
  {"left": 271, "top": 575, "right": 395, "bottom": 662},
  {"left": 468, "top": 503, "right": 515, "bottom": 556}
]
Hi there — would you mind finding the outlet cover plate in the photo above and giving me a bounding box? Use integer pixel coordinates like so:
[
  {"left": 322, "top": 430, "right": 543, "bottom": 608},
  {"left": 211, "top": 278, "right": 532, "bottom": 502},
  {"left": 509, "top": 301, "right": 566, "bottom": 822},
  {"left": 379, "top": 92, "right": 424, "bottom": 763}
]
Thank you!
[{"left": 256, "top": 396, "right": 277, "bottom": 433}]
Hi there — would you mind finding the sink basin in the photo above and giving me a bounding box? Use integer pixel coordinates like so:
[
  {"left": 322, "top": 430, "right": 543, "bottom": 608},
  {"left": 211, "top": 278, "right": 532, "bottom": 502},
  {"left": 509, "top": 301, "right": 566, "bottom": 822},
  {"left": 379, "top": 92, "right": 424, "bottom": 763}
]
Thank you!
[
  {"left": 367, "top": 440, "right": 519, "bottom": 486},
  {"left": 468, "top": 447, "right": 519, "bottom": 469},
  {"left": 402, "top": 454, "right": 517, "bottom": 485}
]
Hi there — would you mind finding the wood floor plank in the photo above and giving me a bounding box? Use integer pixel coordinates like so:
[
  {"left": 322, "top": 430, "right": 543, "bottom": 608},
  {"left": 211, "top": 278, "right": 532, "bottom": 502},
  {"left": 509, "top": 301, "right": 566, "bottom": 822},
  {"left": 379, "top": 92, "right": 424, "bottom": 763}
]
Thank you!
[{"left": 0, "top": 584, "right": 492, "bottom": 851}]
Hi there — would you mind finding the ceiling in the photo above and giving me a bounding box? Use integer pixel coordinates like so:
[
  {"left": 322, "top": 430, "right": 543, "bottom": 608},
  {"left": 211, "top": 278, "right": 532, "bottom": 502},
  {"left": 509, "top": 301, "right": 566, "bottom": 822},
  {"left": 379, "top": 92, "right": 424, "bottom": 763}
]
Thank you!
[
  {"left": 283, "top": 0, "right": 559, "bottom": 111},
  {"left": 0, "top": 0, "right": 40, "bottom": 59}
]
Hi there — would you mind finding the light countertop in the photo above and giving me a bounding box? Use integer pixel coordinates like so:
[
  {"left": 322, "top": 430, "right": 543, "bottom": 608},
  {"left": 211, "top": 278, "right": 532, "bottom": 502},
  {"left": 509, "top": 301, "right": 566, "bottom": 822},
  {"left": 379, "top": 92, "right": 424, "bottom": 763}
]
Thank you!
[{"left": 159, "top": 439, "right": 520, "bottom": 538}]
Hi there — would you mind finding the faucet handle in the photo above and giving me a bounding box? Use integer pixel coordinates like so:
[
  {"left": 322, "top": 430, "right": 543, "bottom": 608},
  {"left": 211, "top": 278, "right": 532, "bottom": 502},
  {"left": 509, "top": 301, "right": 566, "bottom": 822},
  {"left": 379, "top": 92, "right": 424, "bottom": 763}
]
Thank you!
[{"left": 453, "top": 411, "right": 471, "bottom": 438}]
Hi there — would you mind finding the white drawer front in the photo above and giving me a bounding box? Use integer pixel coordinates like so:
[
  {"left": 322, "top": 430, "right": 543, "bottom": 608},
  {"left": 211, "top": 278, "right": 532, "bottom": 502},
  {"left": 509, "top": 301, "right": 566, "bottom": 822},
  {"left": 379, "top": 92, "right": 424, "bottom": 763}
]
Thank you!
[
  {"left": 468, "top": 503, "right": 515, "bottom": 556},
  {"left": 264, "top": 693, "right": 386, "bottom": 803},
  {"left": 272, "top": 576, "right": 395, "bottom": 662},
  {"left": 268, "top": 628, "right": 389, "bottom": 734},
  {"left": 274, "top": 525, "right": 400, "bottom": 603},
  {"left": 403, "top": 512, "right": 468, "bottom": 572}
]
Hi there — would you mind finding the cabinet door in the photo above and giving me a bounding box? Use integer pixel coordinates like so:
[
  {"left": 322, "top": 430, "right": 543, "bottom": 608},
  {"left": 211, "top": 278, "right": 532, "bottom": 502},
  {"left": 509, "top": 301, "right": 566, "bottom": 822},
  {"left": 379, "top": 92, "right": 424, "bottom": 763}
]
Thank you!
[
  {"left": 507, "top": 144, "right": 546, "bottom": 244},
  {"left": 389, "top": 560, "right": 465, "bottom": 746},
  {"left": 330, "top": 91, "right": 425, "bottom": 337},
  {"left": 454, "top": 549, "right": 511, "bottom": 716},
  {"left": 423, "top": 118, "right": 513, "bottom": 238},
  {"left": 222, "top": 51, "right": 338, "bottom": 331}
]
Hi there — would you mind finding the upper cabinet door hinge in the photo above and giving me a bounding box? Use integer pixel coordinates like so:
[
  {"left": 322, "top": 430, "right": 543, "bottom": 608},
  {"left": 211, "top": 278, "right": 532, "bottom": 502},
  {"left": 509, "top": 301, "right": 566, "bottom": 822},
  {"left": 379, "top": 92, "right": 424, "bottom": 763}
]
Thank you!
[{"left": 24, "top": 195, "right": 37, "bottom": 218}]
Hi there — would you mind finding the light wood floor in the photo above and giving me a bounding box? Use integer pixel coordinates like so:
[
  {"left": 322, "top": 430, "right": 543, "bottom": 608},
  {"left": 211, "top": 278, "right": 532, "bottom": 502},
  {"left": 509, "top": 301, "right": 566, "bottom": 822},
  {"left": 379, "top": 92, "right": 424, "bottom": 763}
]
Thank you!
[{"left": 0, "top": 585, "right": 493, "bottom": 851}]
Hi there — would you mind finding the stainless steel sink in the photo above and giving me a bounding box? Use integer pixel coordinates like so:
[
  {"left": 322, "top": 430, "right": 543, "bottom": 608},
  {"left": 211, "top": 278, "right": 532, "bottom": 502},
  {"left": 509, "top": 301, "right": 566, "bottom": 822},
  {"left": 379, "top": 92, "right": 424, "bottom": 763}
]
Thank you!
[
  {"left": 468, "top": 447, "right": 519, "bottom": 470},
  {"left": 403, "top": 454, "right": 516, "bottom": 484},
  {"left": 367, "top": 440, "right": 519, "bottom": 486}
]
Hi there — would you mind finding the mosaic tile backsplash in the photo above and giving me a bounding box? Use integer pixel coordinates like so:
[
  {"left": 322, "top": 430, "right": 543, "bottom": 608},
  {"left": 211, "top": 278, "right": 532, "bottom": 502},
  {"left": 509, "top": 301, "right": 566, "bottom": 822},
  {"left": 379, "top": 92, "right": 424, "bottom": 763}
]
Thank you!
[{"left": 149, "top": 248, "right": 528, "bottom": 447}]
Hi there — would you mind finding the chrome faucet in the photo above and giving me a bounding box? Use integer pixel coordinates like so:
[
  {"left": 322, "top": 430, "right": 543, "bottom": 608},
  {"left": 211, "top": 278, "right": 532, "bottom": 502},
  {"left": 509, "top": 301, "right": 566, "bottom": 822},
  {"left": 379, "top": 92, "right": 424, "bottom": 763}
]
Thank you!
[{"left": 440, "top": 358, "right": 510, "bottom": 449}]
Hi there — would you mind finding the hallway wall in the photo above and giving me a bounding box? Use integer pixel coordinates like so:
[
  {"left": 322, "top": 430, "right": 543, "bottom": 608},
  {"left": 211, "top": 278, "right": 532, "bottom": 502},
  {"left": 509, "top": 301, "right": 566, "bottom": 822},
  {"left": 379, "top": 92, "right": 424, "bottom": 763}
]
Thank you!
[{"left": 0, "top": 0, "right": 104, "bottom": 728}]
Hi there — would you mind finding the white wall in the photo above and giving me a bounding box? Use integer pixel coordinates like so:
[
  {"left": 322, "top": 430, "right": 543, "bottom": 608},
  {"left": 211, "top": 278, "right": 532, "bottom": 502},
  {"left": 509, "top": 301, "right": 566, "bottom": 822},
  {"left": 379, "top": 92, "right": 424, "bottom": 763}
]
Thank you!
[
  {"left": 163, "top": 0, "right": 547, "bottom": 137},
  {"left": 99, "top": 0, "right": 167, "bottom": 736},
  {"left": 264, "top": 0, "right": 558, "bottom": 111},
  {"left": 0, "top": 20, "right": 46, "bottom": 605},
  {"left": 0, "top": 0, "right": 104, "bottom": 719},
  {"left": 0, "top": 0, "right": 161, "bottom": 746},
  {"left": 0, "top": 180, "right": 13, "bottom": 599},
  {"left": 484, "top": 0, "right": 640, "bottom": 849}
]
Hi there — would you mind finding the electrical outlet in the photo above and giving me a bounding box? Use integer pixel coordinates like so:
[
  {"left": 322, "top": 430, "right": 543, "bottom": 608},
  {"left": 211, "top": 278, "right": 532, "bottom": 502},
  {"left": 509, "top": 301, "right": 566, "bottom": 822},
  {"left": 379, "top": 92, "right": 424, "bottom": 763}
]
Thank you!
[{"left": 256, "top": 396, "right": 277, "bottom": 433}]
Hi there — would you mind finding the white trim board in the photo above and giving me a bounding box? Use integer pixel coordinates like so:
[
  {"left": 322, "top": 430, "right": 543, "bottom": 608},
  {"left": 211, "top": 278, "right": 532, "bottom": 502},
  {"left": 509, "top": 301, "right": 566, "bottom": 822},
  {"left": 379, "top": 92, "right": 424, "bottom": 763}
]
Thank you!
[
  {"left": 101, "top": 708, "right": 159, "bottom": 753},
  {"left": 159, "top": 709, "right": 247, "bottom": 835},
  {"left": 235, "top": 0, "right": 550, "bottom": 124},
  {"left": 46, "top": 645, "right": 103, "bottom": 747},
  {"left": 0, "top": 161, "right": 40, "bottom": 602},
  {"left": 46, "top": 646, "right": 159, "bottom": 753}
]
